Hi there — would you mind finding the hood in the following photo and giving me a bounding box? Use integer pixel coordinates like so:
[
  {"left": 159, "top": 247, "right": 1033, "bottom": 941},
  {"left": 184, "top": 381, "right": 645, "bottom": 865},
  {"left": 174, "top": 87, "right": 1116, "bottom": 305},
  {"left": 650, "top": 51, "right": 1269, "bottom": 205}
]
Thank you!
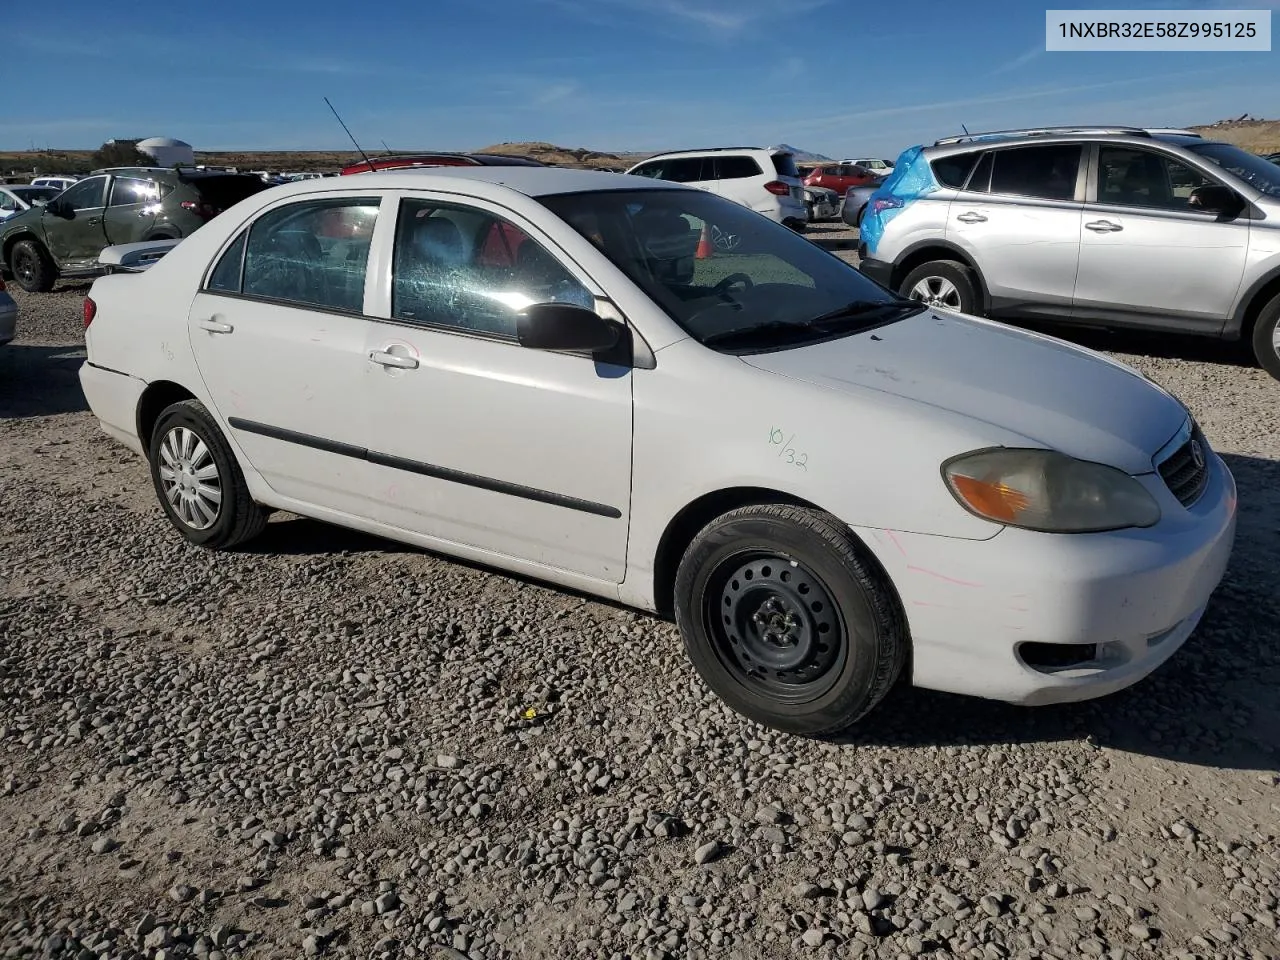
[{"left": 740, "top": 308, "right": 1186, "bottom": 475}]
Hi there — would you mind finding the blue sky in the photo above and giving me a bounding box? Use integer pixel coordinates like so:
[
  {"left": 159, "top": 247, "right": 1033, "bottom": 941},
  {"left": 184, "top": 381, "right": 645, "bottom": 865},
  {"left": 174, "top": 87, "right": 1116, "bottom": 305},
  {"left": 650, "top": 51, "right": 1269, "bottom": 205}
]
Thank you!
[{"left": 4, "top": 0, "right": 1278, "bottom": 158}]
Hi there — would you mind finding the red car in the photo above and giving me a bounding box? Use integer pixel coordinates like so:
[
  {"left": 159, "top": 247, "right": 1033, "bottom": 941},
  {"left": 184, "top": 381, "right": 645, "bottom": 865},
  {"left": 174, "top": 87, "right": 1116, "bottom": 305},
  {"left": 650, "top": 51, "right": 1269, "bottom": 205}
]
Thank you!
[
  {"left": 802, "top": 162, "right": 878, "bottom": 195},
  {"left": 340, "top": 152, "right": 545, "bottom": 176}
]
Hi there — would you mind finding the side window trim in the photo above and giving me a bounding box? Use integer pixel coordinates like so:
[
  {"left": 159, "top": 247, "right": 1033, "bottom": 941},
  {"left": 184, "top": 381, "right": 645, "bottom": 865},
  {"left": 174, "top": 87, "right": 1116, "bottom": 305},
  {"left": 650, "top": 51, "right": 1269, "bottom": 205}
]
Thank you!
[
  {"left": 981, "top": 144, "right": 1084, "bottom": 203},
  {"left": 371, "top": 188, "right": 607, "bottom": 345},
  {"left": 199, "top": 193, "right": 383, "bottom": 316},
  {"left": 1085, "top": 144, "right": 1228, "bottom": 214}
]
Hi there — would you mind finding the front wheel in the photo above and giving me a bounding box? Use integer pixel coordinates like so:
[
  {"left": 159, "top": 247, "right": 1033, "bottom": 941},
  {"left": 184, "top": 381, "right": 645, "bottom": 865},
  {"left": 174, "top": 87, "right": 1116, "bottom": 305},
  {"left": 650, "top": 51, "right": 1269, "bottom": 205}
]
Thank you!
[
  {"left": 9, "top": 239, "right": 56, "bottom": 293},
  {"left": 898, "top": 259, "right": 980, "bottom": 315},
  {"left": 674, "top": 504, "right": 907, "bottom": 736},
  {"left": 1250, "top": 291, "right": 1280, "bottom": 382},
  {"left": 148, "top": 399, "right": 268, "bottom": 549}
]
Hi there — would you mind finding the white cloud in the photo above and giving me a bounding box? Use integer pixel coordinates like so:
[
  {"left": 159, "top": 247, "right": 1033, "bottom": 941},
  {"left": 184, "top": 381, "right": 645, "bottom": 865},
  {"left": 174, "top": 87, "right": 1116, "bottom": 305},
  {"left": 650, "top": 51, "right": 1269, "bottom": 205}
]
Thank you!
[{"left": 991, "top": 45, "right": 1043, "bottom": 75}]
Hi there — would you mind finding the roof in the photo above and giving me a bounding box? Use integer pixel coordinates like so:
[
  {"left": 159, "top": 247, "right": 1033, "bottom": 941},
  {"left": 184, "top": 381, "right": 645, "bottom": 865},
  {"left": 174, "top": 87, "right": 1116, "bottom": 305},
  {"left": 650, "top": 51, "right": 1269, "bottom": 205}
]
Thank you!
[
  {"left": 923, "top": 127, "right": 1225, "bottom": 157},
  {"left": 634, "top": 146, "right": 785, "bottom": 160},
  {"left": 262, "top": 165, "right": 675, "bottom": 197}
]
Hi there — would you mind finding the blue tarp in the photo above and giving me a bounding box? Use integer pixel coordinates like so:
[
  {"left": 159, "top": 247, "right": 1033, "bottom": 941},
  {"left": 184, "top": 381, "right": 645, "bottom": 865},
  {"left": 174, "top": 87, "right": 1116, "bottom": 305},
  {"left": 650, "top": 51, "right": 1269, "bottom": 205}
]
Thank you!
[{"left": 858, "top": 145, "right": 940, "bottom": 259}]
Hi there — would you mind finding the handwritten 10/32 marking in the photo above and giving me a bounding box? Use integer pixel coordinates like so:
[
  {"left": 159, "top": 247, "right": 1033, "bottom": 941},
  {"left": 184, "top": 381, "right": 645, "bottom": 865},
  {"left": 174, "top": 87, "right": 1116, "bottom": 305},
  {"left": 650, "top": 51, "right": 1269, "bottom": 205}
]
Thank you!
[{"left": 768, "top": 427, "right": 808, "bottom": 470}]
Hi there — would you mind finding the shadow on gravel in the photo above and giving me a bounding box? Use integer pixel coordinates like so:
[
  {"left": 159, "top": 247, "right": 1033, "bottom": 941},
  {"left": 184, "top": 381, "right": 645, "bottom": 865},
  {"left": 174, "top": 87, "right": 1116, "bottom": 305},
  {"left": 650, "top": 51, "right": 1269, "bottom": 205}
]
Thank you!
[
  {"left": 0, "top": 343, "right": 90, "bottom": 418},
  {"left": 1007, "top": 319, "right": 1256, "bottom": 369},
  {"left": 837, "top": 452, "right": 1280, "bottom": 773},
  {"left": 810, "top": 233, "right": 860, "bottom": 253}
]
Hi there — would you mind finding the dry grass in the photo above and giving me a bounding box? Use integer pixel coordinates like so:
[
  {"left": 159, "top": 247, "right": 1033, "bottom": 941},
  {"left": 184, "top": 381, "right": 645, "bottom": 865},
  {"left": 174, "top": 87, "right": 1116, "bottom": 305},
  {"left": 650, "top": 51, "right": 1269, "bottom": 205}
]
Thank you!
[{"left": 1188, "top": 119, "right": 1280, "bottom": 154}]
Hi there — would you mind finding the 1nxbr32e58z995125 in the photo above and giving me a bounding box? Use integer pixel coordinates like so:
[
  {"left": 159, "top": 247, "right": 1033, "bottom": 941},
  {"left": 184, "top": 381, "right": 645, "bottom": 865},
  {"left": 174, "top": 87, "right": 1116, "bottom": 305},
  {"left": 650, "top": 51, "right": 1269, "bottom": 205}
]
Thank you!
[{"left": 77, "top": 166, "right": 1236, "bottom": 736}]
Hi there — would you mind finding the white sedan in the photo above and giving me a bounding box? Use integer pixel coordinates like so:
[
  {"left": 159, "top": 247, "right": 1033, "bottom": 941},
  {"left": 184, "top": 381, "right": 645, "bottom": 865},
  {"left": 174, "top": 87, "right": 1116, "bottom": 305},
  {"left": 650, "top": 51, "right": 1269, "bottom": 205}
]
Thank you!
[{"left": 78, "top": 167, "right": 1237, "bottom": 736}]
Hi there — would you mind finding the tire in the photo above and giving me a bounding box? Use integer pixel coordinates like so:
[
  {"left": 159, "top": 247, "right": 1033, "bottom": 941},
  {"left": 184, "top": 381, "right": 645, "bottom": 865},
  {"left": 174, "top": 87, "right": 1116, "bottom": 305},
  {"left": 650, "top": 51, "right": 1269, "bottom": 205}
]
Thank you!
[
  {"left": 1250, "top": 291, "right": 1280, "bottom": 382},
  {"left": 855, "top": 204, "right": 866, "bottom": 228},
  {"left": 148, "top": 399, "right": 268, "bottom": 550},
  {"left": 9, "top": 239, "right": 56, "bottom": 293},
  {"left": 898, "top": 259, "right": 980, "bottom": 315},
  {"left": 673, "top": 504, "right": 908, "bottom": 737},
  {"left": 805, "top": 202, "right": 815, "bottom": 222}
]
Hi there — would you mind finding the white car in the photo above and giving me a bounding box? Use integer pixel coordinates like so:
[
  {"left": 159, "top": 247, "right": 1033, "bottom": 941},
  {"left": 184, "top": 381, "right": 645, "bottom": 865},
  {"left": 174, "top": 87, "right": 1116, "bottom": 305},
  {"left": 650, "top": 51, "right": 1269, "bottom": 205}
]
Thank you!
[
  {"left": 29, "top": 175, "right": 81, "bottom": 192},
  {"left": 844, "top": 158, "right": 894, "bottom": 177},
  {"left": 625, "top": 147, "right": 809, "bottom": 231},
  {"left": 0, "top": 184, "right": 61, "bottom": 221},
  {"left": 77, "top": 167, "right": 1236, "bottom": 735}
]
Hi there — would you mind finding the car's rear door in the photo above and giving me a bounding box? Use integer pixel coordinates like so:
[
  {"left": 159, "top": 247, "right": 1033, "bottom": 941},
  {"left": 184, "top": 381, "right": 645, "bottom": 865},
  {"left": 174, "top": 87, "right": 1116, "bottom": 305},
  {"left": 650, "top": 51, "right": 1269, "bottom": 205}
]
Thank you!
[
  {"left": 103, "top": 176, "right": 162, "bottom": 244},
  {"left": 358, "top": 191, "right": 634, "bottom": 583},
  {"left": 186, "top": 192, "right": 382, "bottom": 514},
  {"left": 43, "top": 175, "right": 109, "bottom": 267},
  {"left": 1071, "top": 144, "right": 1249, "bottom": 331},
  {"left": 946, "top": 143, "right": 1085, "bottom": 317}
]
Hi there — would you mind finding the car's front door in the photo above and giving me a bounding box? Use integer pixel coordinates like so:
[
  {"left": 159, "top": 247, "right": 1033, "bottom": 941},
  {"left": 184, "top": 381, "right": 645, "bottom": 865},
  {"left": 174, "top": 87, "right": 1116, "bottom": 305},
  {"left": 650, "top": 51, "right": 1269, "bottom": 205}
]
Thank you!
[
  {"left": 946, "top": 143, "right": 1085, "bottom": 318},
  {"left": 43, "top": 175, "right": 109, "bottom": 266},
  {"left": 103, "top": 176, "right": 161, "bottom": 245},
  {"left": 1071, "top": 144, "right": 1250, "bottom": 332},
  {"left": 187, "top": 194, "right": 382, "bottom": 514},
  {"left": 360, "top": 193, "right": 633, "bottom": 583}
]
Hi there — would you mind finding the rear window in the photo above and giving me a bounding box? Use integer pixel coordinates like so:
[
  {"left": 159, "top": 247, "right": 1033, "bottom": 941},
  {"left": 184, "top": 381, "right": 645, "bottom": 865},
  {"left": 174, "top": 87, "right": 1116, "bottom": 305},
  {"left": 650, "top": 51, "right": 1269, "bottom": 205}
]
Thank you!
[
  {"left": 932, "top": 151, "right": 981, "bottom": 188},
  {"left": 186, "top": 175, "right": 269, "bottom": 208},
  {"left": 987, "top": 144, "right": 1082, "bottom": 201},
  {"left": 771, "top": 153, "right": 800, "bottom": 178}
]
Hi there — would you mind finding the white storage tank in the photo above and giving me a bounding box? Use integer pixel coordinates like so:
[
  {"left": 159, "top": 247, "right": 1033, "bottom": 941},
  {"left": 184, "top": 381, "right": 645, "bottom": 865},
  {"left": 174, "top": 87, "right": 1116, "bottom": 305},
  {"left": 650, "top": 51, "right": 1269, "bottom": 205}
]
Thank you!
[{"left": 136, "top": 137, "right": 195, "bottom": 167}]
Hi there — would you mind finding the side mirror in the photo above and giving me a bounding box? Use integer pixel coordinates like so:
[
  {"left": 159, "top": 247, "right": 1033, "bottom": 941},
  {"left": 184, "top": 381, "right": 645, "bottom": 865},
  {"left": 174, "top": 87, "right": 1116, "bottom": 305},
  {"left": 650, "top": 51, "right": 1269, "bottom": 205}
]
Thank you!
[
  {"left": 45, "top": 199, "right": 69, "bottom": 217},
  {"left": 1188, "top": 184, "right": 1243, "bottom": 217},
  {"left": 516, "top": 302, "right": 622, "bottom": 353}
]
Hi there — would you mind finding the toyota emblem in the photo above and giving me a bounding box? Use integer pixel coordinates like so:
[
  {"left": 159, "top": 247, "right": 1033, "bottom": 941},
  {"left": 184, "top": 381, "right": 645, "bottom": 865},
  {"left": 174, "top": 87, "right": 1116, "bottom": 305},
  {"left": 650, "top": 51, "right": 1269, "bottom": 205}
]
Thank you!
[{"left": 1190, "top": 440, "right": 1205, "bottom": 471}]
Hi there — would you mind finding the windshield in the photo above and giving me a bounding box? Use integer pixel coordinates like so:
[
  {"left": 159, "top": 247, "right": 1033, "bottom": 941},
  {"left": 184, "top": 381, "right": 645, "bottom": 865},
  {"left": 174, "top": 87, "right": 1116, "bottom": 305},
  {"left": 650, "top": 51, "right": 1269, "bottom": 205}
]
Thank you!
[
  {"left": 1186, "top": 142, "right": 1280, "bottom": 198},
  {"left": 538, "top": 188, "right": 918, "bottom": 352}
]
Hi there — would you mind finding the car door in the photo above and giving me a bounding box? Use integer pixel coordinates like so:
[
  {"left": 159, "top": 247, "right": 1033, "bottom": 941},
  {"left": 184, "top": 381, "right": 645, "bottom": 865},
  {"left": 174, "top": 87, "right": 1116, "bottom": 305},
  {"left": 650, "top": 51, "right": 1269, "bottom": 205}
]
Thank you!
[
  {"left": 359, "top": 193, "right": 633, "bottom": 583},
  {"left": 187, "top": 193, "right": 382, "bottom": 515},
  {"left": 1072, "top": 144, "right": 1250, "bottom": 331},
  {"left": 946, "top": 143, "right": 1085, "bottom": 317},
  {"left": 103, "top": 176, "right": 161, "bottom": 245},
  {"left": 42, "top": 175, "right": 109, "bottom": 266}
]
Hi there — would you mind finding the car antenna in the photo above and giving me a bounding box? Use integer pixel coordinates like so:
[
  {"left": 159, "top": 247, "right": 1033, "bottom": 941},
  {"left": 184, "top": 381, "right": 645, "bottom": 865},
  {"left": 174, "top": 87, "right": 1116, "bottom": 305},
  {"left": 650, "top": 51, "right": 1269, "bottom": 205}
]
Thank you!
[
  {"left": 323, "top": 96, "right": 375, "bottom": 171},
  {"left": 380, "top": 140, "right": 393, "bottom": 156},
  {"left": 961, "top": 123, "right": 970, "bottom": 135}
]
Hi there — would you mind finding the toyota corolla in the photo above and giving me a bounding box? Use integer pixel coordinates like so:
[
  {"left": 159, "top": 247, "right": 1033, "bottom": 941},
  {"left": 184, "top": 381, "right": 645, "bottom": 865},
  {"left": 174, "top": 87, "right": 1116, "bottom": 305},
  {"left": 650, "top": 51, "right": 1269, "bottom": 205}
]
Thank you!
[{"left": 77, "top": 167, "right": 1236, "bottom": 736}]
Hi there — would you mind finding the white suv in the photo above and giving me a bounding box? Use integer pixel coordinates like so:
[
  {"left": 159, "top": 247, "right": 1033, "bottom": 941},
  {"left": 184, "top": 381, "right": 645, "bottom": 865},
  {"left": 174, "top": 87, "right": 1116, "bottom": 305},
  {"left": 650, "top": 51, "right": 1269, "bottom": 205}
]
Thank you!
[{"left": 625, "top": 147, "right": 808, "bottom": 230}]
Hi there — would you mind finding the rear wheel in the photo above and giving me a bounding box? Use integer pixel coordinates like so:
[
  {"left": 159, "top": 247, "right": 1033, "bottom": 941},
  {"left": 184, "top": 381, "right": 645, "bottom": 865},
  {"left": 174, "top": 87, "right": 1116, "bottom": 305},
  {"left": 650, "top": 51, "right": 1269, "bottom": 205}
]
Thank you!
[
  {"left": 674, "top": 504, "right": 907, "bottom": 737},
  {"left": 148, "top": 399, "right": 268, "bottom": 549},
  {"left": 899, "top": 259, "right": 979, "bottom": 315},
  {"left": 1250, "top": 291, "right": 1280, "bottom": 382},
  {"left": 9, "top": 239, "right": 56, "bottom": 292}
]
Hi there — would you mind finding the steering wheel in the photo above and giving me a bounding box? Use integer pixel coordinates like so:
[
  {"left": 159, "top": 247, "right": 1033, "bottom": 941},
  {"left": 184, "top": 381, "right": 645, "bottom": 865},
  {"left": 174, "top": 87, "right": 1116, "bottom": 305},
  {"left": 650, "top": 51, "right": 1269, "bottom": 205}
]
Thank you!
[{"left": 713, "top": 272, "right": 754, "bottom": 295}]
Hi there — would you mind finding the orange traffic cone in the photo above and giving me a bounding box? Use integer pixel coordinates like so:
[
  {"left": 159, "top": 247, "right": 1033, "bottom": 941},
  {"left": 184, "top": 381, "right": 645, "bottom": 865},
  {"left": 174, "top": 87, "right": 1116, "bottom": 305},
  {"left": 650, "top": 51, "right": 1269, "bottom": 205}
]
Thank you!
[{"left": 695, "top": 224, "right": 713, "bottom": 259}]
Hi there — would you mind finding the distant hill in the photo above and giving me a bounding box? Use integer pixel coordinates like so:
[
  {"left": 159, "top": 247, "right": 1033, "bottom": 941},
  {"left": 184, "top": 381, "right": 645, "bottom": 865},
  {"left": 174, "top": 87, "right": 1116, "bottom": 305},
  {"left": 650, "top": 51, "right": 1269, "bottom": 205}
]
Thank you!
[{"left": 1188, "top": 117, "right": 1280, "bottom": 154}]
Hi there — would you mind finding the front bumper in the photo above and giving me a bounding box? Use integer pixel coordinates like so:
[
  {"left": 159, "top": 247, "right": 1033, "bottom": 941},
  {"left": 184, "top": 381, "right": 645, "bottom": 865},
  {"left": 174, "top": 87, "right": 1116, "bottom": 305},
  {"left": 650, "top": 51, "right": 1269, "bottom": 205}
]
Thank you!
[
  {"left": 858, "top": 256, "right": 892, "bottom": 287},
  {"left": 0, "top": 296, "right": 16, "bottom": 345},
  {"left": 858, "top": 453, "right": 1237, "bottom": 706}
]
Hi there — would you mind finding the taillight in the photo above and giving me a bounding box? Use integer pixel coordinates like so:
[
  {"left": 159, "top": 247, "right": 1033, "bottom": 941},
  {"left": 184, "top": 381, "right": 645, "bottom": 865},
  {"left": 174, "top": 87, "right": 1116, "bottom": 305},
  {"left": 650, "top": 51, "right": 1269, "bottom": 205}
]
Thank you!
[
  {"left": 83, "top": 297, "right": 96, "bottom": 329},
  {"left": 763, "top": 180, "right": 791, "bottom": 196},
  {"left": 181, "top": 201, "right": 220, "bottom": 220},
  {"left": 871, "top": 197, "right": 904, "bottom": 214}
]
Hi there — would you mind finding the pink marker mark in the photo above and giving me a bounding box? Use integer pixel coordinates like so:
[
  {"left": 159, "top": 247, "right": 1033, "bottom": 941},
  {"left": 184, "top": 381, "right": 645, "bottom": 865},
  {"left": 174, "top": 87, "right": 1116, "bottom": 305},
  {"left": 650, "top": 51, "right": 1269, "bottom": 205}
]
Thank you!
[
  {"left": 906, "top": 565, "right": 983, "bottom": 588},
  {"left": 885, "top": 530, "right": 908, "bottom": 557}
]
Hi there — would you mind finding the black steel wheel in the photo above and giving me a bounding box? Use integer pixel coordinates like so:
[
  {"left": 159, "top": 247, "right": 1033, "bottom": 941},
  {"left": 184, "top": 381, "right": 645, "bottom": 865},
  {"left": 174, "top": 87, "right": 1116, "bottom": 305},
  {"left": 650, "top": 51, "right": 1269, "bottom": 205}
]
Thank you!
[
  {"left": 708, "top": 552, "right": 845, "bottom": 702},
  {"left": 674, "top": 504, "right": 907, "bottom": 736}
]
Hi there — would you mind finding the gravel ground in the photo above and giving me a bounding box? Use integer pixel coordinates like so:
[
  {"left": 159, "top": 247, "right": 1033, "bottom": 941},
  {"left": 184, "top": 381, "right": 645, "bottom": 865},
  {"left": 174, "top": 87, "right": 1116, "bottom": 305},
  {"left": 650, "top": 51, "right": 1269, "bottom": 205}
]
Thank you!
[{"left": 2, "top": 226, "right": 1279, "bottom": 960}]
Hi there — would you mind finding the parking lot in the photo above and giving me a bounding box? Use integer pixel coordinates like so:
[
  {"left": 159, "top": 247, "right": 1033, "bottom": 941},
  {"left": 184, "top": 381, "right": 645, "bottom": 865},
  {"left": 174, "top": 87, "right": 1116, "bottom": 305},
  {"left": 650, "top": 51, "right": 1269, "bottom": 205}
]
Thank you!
[{"left": 2, "top": 219, "right": 1279, "bottom": 960}]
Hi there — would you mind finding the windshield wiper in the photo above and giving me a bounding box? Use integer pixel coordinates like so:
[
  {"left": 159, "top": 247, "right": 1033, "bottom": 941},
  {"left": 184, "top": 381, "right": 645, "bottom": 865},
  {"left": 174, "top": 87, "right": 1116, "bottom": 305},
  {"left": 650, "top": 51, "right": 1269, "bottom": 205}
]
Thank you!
[
  {"left": 808, "top": 299, "right": 923, "bottom": 327},
  {"left": 702, "top": 320, "right": 826, "bottom": 348}
]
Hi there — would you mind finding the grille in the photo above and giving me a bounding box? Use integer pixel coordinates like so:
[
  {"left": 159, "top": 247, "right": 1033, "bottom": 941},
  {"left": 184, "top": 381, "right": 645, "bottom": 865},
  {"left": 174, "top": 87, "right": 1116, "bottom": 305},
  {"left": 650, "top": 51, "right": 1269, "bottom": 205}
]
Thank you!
[{"left": 1157, "top": 428, "right": 1209, "bottom": 507}]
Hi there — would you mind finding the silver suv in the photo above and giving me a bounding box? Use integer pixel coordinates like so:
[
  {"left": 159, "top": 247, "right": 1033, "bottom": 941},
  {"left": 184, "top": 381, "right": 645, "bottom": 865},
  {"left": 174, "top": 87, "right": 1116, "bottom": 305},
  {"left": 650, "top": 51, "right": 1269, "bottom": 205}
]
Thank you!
[{"left": 857, "top": 126, "right": 1280, "bottom": 379}]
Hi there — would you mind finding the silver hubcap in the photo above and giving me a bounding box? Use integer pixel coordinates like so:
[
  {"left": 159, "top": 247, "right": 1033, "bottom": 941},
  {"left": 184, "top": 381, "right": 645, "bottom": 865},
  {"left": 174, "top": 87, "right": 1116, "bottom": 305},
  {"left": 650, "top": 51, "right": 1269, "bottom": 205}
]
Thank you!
[
  {"left": 909, "top": 276, "right": 961, "bottom": 309},
  {"left": 158, "top": 427, "right": 222, "bottom": 530}
]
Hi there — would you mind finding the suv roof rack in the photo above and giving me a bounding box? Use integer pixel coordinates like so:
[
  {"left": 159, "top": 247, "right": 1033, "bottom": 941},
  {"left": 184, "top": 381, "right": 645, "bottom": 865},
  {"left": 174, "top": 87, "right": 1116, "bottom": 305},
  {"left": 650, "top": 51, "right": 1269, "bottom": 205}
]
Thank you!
[
  {"left": 934, "top": 125, "right": 1156, "bottom": 145},
  {"left": 1142, "top": 128, "right": 1203, "bottom": 137},
  {"left": 655, "top": 146, "right": 768, "bottom": 154}
]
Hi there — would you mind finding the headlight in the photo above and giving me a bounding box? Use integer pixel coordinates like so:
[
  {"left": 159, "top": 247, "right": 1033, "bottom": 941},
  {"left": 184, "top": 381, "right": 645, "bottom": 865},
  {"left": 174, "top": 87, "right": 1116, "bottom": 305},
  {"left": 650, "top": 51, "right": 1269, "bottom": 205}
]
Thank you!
[{"left": 942, "top": 448, "right": 1161, "bottom": 533}]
